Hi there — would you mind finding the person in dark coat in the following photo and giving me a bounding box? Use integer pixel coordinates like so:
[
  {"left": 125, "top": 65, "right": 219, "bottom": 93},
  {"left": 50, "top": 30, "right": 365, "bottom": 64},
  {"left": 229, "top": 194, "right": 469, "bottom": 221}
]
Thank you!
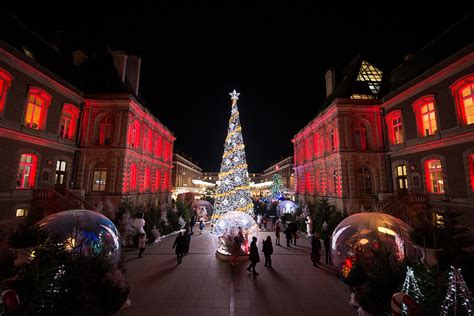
[
  {"left": 275, "top": 222, "right": 281, "bottom": 246},
  {"left": 262, "top": 236, "right": 273, "bottom": 267},
  {"left": 172, "top": 232, "right": 186, "bottom": 264},
  {"left": 311, "top": 233, "right": 322, "bottom": 267},
  {"left": 323, "top": 235, "right": 332, "bottom": 265},
  {"left": 190, "top": 214, "right": 196, "bottom": 233},
  {"left": 183, "top": 229, "right": 192, "bottom": 255},
  {"left": 284, "top": 225, "right": 292, "bottom": 247},
  {"left": 290, "top": 221, "right": 298, "bottom": 246},
  {"left": 247, "top": 236, "right": 260, "bottom": 275}
]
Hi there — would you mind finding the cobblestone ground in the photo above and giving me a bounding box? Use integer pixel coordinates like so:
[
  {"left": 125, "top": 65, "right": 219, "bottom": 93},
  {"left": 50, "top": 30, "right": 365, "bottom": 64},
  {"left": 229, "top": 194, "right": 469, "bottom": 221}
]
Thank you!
[{"left": 119, "top": 225, "right": 356, "bottom": 316}]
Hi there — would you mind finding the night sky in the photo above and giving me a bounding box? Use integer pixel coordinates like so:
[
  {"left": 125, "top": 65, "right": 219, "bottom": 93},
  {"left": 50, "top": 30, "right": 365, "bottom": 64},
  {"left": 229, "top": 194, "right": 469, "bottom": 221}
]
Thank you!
[{"left": 6, "top": 4, "right": 467, "bottom": 172}]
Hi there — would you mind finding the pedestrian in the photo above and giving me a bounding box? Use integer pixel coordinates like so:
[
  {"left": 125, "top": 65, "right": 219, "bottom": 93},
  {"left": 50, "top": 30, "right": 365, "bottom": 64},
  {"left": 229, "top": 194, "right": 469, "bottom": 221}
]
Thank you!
[
  {"left": 231, "top": 227, "right": 245, "bottom": 266},
  {"left": 247, "top": 236, "right": 260, "bottom": 275},
  {"left": 257, "top": 214, "right": 262, "bottom": 229},
  {"left": 275, "top": 221, "right": 281, "bottom": 246},
  {"left": 262, "top": 217, "right": 268, "bottom": 231},
  {"left": 284, "top": 225, "right": 292, "bottom": 247},
  {"left": 172, "top": 232, "right": 186, "bottom": 264},
  {"left": 183, "top": 229, "right": 192, "bottom": 255},
  {"left": 323, "top": 234, "right": 332, "bottom": 265},
  {"left": 262, "top": 236, "right": 273, "bottom": 268},
  {"left": 190, "top": 214, "right": 196, "bottom": 233},
  {"left": 311, "top": 233, "right": 322, "bottom": 267},
  {"left": 290, "top": 221, "right": 298, "bottom": 246},
  {"left": 199, "top": 219, "right": 205, "bottom": 234},
  {"left": 138, "top": 232, "right": 147, "bottom": 258}
]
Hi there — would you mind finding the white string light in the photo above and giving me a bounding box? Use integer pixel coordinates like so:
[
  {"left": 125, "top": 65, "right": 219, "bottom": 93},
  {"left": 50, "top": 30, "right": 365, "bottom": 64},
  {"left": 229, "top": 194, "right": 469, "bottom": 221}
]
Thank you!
[{"left": 440, "top": 266, "right": 473, "bottom": 315}]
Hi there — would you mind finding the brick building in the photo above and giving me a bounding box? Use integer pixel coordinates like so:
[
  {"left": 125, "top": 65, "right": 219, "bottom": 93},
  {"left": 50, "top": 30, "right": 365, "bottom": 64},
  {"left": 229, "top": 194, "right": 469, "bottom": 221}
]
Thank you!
[{"left": 171, "top": 153, "right": 204, "bottom": 196}]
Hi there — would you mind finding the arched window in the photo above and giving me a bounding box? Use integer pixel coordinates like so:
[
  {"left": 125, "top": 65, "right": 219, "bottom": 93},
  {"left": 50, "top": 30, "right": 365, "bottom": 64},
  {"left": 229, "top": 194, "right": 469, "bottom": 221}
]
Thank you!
[
  {"left": 59, "top": 104, "right": 80, "bottom": 140},
  {"left": 144, "top": 167, "right": 151, "bottom": 191},
  {"left": 16, "top": 154, "right": 37, "bottom": 189},
  {"left": 162, "top": 171, "right": 169, "bottom": 191},
  {"left": 155, "top": 169, "right": 161, "bottom": 192},
  {"left": 92, "top": 163, "right": 107, "bottom": 192},
  {"left": 425, "top": 159, "right": 444, "bottom": 194},
  {"left": 154, "top": 134, "right": 163, "bottom": 158},
  {"left": 413, "top": 96, "right": 438, "bottom": 137},
  {"left": 385, "top": 110, "right": 404, "bottom": 145},
  {"left": 313, "top": 133, "right": 319, "bottom": 157},
  {"left": 305, "top": 137, "right": 312, "bottom": 160},
  {"left": 24, "top": 87, "right": 51, "bottom": 130},
  {"left": 305, "top": 171, "right": 311, "bottom": 194},
  {"left": 0, "top": 68, "right": 13, "bottom": 115},
  {"left": 130, "top": 164, "right": 137, "bottom": 191},
  {"left": 332, "top": 170, "right": 338, "bottom": 196},
  {"left": 353, "top": 120, "right": 368, "bottom": 151},
  {"left": 163, "top": 142, "right": 170, "bottom": 162},
  {"left": 146, "top": 129, "right": 152, "bottom": 153},
  {"left": 98, "top": 115, "right": 113, "bottom": 145},
  {"left": 357, "top": 167, "right": 372, "bottom": 196},
  {"left": 329, "top": 127, "right": 336, "bottom": 152},
  {"left": 129, "top": 120, "right": 140, "bottom": 149},
  {"left": 451, "top": 75, "right": 474, "bottom": 126}
]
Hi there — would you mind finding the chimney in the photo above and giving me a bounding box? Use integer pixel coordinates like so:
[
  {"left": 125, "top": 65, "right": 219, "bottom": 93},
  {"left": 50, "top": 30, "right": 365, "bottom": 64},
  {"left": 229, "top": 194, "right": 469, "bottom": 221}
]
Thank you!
[
  {"left": 126, "top": 55, "right": 141, "bottom": 95},
  {"left": 325, "top": 68, "right": 336, "bottom": 97},
  {"left": 111, "top": 50, "right": 128, "bottom": 82}
]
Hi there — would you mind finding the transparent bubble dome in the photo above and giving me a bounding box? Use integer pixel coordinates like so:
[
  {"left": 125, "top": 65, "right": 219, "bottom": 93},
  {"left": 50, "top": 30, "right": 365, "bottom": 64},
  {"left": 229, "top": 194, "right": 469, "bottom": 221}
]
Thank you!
[{"left": 212, "top": 211, "right": 258, "bottom": 256}]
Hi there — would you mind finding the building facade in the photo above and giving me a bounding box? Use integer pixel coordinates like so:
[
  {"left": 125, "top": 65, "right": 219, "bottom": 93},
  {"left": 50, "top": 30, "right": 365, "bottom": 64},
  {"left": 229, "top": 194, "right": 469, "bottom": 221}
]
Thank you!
[
  {"left": 171, "top": 153, "right": 204, "bottom": 198},
  {"left": 262, "top": 156, "right": 295, "bottom": 192}
]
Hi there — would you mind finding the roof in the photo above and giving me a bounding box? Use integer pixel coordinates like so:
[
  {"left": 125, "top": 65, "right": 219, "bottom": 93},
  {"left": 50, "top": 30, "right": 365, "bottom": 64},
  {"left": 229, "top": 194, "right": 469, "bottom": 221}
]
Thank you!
[
  {"left": 0, "top": 11, "right": 82, "bottom": 91},
  {"left": 381, "top": 13, "right": 474, "bottom": 97}
]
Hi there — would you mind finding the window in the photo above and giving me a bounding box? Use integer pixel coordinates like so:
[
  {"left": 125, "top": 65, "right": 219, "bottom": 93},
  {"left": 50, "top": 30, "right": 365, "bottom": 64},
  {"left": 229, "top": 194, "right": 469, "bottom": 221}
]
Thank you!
[
  {"left": 144, "top": 168, "right": 151, "bottom": 191},
  {"left": 385, "top": 110, "right": 404, "bottom": 145},
  {"left": 357, "top": 167, "right": 372, "bottom": 195},
  {"left": 162, "top": 171, "right": 169, "bottom": 191},
  {"left": 469, "top": 154, "right": 474, "bottom": 192},
  {"left": 98, "top": 115, "right": 113, "bottom": 145},
  {"left": 129, "top": 120, "right": 140, "bottom": 149},
  {"left": 305, "top": 171, "right": 311, "bottom": 194},
  {"left": 319, "top": 172, "right": 324, "bottom": 194},
  {"left": 354, "top": 121, "right": 368, "bottom": 151},
  {"left": 332, "top": 170, "right": 338, "bottom": 195},
  {"left": 59, "top": 104, "right": 80, "bottom": 140},
  {"left": 145, "top": 129, "right": 152, "bottom": 153},
  {"left": 155, "top": 169, "right": 161, "bottom": 192},
  {"left": 413, "top": 96, "right": 438, "bottom": 137},
  {"left": 451, "top": 75, "right": 474, "bottom": 126},
  {"left": 16, "top": 154, "right": 37, "bottom": 189},
  {"left": 395, "top": 164, "right": 408, "bottom": 192},
  {"left": 313, "top": 133, "right": 319, "bottom": 157},
  {"left": 24, "top": 88, "right": 51, "bottom": 130},
  {"left": 425, "top": 159, "right": 444, "bottom": 194},
  {"left": 329, "top": 128, "right": 335, "bottom": 152},
  {"left": 305, "top": 137, "right": 312, "bottom": 160},
  {"left": 155, "top": 135, "right": 163, "bottom": 158},
  {"left": 0, "top": 68, "right": 13, "bottom": 114},
  {"left": 92, "top": 164, "right": 107, "bottom": 192},
  {"left": 130, "top": 164, "right": 137, "bottom": 191},
  {"left": 16, "top": 208, "right": 28, "bottom": 217}
]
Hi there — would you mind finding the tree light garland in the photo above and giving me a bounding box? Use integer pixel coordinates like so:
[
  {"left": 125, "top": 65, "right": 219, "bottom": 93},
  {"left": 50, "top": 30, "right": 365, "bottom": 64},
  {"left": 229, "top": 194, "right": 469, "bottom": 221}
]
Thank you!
[
  {"left": 440, "top": 266, "right": 473, "bottom": 316},
  {"left": 401, "top": 266, "right": 423, "bottom": 303},
  {"left": 212, "top": 90, "right": 254, "bottom": 225}
]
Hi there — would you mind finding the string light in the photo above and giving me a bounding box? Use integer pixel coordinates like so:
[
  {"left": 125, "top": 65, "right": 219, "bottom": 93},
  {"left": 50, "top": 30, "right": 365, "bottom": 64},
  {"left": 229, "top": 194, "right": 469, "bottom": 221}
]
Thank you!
[{"left": 440, "top": 266, "right": 473, "bottom": 315}]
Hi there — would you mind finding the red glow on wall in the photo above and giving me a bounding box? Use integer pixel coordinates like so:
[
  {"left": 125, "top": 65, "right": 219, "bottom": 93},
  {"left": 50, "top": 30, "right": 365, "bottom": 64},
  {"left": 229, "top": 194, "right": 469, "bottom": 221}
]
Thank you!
[
  {"left": 60, "top": 104, "right": 80, "bottom": 140},
  {"left": 144, "top": 167, "right": 151, "bottom": 192},
  {"left": 469, "top": 154, "right": 474, "bottom": 193},
  {"left": 16, "top": 153, "right": 37, "bottom": 189},
  {"left": 154, "top": 169, "right": 161, "bottom": 192},
  {"left": 130, "top": 163, "right": 137, "bottom": 191},
  {"left": 155, "top": 135, "right": 163, "bottom": 158},
  {"left": 98, "top": 115, "right": 113, "bottom": 145},
  {"left": 353, "top": 120, "right": 367, "bottom": 151},
  {"left": 313, "top": 133, "right": 319, "bottom": 157},
  {"left": 0, "top": 67, "right": 13, "bottom": 114},
  {"left": 162, "top": 171, "right": 169, "bottom": 191},
  {"left": 305, "top": 137, "right": 312, "bottom": 160},
  {"left": 385, "top": 110, "right": 404, "bottom": 145},
  {"left": 450, "top": 74, "right": 474, "bottom": 126},
  {"left": 305, "top": 171, "right": 312, "bottom": 194},
  {"left": 24, "top": 87, "right": 52, "bottom": 130},
  {"left": 128, "top": 120, "right": 140, "bottom": 149}
]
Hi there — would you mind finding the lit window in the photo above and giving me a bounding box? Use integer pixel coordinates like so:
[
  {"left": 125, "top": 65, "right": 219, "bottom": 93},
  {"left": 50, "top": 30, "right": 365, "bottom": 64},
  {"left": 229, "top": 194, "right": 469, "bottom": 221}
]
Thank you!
[
  {"left": 129, "top": 121, "right": 140, "bottom": 149},
  {"left": 98, "top": 115, "right": 113, "bottom": 145},
  {"left": 155, "top": 169, "right": 161, "bottom": 192},
  {"left": 92, "top": 164, "right": 107, "bottom": 192},
  {"left": 144, "top": 168, "right": 151, "bottom": 191},
  {"left": 413, "top": 96, "right": 438, "bottom": 137},
  {"left": 16, "top": 154, "right": 37, "bottom": 189},
  {"left": 356, "top": 61, "right": 383, "bottom": 96},
  {"left": 425, "top": 159, "right": 444, "bottom": 194},
  {"left": 155, "top": 135, "right": 163, "bottom": 158},
  {"left": 130, "top": 164, "right": 137, "bottom": 191},
  {"left": 305, "top": 137, "right": 312, "bottom": 160},
  {"left": 385, "top": 110, "right": 404, "bottom": 145},
  {"left": 59, "top": 104, "right": 80, "bottom": 140},
  {"left": 313, "top": 133, "right": 319, "bottom": 157},
  {"left": 24, "top": 88, "right": 51, "bottom": 130},
  {"left": 162, "top": 171, "right": 169, "bottom": 191},
  {"left": 0, "top": 68, "right": 13, "bottom": 114},
  {"left": 357, "top": 167, "right": 372, "bottom": 195},
  {"left": 451, "top": 75, "right": 474, "bottom": 126},
  {"left": 146, "top": 129, "right": 152, "bottom": 153},
  {"left": 354, "top": 121, "right": 368, "bottom": 151},
  {"left": 395, "top": 164, "right": 408, "bottom": 191},
  {"left": 305, "top": 171, "right": 311, "bottom": 193},
  {"left": 16, "top": 208, "right": 28, "bottom": 217}
]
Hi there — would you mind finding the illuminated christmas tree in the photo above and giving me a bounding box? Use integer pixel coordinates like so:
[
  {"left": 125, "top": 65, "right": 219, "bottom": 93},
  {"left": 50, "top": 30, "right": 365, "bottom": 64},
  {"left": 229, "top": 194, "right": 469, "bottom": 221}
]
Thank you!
[
  {"left": 270, "top": 174, "right": 283, "bottom": 199},
  {"left": 212, "top": 90, "right": 254, "bottom": 225}
]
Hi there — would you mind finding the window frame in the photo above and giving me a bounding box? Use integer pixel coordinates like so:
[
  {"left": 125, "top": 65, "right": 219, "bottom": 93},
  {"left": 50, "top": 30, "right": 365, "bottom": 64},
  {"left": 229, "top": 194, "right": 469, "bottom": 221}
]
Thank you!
[
  {"left": 424, "top": 159, "right": 445, "bottom": 194},
  {"left": 412, "top": 95, "right": 438, "bottom": 137},
  {"left": 385, "top": 110, "right": 405, "bottom": 145},
  {"left": 450, "top": 74, "right": 474, "bottom": 126},
  {"left": 59, "top": 104, "right": 80, "bottom": 140},
  {"left": 353, "top": 120, "right": 369, "bottom": 151},
  {"left": 0, "top": 68, "right": 13, "bottom": 115},
  {"left": 357, "top": 167, "right": 372, "bottom": 196},
  {"left": 91, "top": 163, "right": 107, "bottom": 192},
  {"left": 98, "top": 115, "right": 113, "bottom": 145},
  {"left": 16, "top": 154, "right": 37, "bottom": 189},
  {"left": 24, "top": 87, "right": 52, "bottom": 131},
  {"left": 130, "top": 163, "right": 137, "bottom": 192}
]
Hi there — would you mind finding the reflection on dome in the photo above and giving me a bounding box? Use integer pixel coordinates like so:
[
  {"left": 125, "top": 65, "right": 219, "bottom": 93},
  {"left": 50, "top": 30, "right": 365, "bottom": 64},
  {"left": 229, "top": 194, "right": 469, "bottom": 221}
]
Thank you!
[
  {"left": 276, "top": 200, "right": 298, "bottom": 218},
  {"left": 331, "top": 212, "right": 416, "bottom": 278},
  {"left": 212, "top": 211, "right": 258, "bottom": 256},
  {"left": 37, "top": 210, "right": 121, "bottom": 264},
  {"left": 191, "top": 200, "right": 214, "bottom": 221}
]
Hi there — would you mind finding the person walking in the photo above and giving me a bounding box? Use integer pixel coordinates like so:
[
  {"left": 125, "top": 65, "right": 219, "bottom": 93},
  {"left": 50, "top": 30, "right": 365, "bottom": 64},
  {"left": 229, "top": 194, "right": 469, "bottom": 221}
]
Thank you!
[
  {"left": 172, "top": 232, "right": 186, "bottom": 265},
  {"left": 247, "top": 236, "right": 260, "bottom": 275},
  {"left": 262, "top": 236, "right": 273, "bottom": 268},
  {"left": 199, "top": 219, "right": 205, "bottom": 234},
  {"left": 257, "top": 214, "right": 262, "bottom": 229},
  {"left": 190, "top": 214, "right": 196, "bottom": 233},
  {"left": 183, "top": 229, "right": 192, "bottom": 256},
  {"left": 275, "top": 221, "right": 281, "bottom": 246},
  {"left": 323, "top": 234, "right": 332, "bottom": 265},
  {"left": 138, "top": 232, "right": 147, "bottom": 258},
  {"left": 231, "top": 227, "right": 245, "bottom": 266},
  {"left": 290, "top": 221, "right": 298, "bottom": 246},
  {"left": 311, "top": 233, "right": 322, "bottom": 267},
  {"left": 284, "top": 225, "right": 292, "bottom": 247}
]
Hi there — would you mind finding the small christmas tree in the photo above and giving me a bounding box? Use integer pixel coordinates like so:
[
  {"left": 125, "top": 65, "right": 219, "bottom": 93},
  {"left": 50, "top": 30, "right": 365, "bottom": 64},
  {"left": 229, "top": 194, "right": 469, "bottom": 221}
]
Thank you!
[
  {"left": 212, "top": 90, "right": 253, "bottom": 225},
  {"left": 401, "top": 266, "right": 424, "bottom": 303},
  {"left": 270, "top": 174, "right": 283, "bottom": 199},
  {"left": 440, "top": 266, "right": 473, "bottom": 315}
]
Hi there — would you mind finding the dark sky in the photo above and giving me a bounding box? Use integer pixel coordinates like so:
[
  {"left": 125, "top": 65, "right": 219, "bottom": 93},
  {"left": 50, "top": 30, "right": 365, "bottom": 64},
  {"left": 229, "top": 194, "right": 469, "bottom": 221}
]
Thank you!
[{"left": 7, "top": 4, "right": 467, "bottom": 172}]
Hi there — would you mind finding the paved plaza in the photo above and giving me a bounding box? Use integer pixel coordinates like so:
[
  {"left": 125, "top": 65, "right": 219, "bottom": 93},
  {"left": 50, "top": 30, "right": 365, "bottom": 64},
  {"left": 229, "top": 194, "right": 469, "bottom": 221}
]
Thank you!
[{"left": 119, "top": 226, "right": 355, "bottom": 316}]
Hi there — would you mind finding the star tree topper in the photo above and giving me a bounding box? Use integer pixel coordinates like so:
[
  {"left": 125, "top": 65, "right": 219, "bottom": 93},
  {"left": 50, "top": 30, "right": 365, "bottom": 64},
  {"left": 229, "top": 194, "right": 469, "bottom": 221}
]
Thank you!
[{"left": 230, "top": 89, "right": 240, "bottom": 101}]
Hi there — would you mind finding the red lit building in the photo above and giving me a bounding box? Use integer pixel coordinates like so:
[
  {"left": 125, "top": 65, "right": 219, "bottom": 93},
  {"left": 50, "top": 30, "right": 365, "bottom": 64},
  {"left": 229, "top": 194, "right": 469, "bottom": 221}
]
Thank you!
[
  {"left": 294, "top": 15, "right": 474, "bottom": 224},
  {"left": 0, "top": 14, "right": 84, "bottom": 222},
  {"left": 76, "top": 50, "right": 175, "bottom": 210}
]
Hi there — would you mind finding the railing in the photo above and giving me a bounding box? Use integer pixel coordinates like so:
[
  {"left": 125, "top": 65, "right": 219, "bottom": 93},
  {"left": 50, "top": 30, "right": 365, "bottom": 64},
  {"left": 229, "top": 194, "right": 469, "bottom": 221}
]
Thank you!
[
  {"left": 34, "top": 189, "right": 80, "bottom": 211},
  {"left": 65, "top": 189, "right": 95, "bottom": 210},
  {"left": 68, "top": 189, "right": 85, "bottom": 199},
  {"left": 374, "top": 192, "right": 428, "bottom": 215}
]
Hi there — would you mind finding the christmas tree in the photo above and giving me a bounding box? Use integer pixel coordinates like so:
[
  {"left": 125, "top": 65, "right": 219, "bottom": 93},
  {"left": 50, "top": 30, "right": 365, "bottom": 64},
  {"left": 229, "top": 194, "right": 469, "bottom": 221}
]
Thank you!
[
  {"left": 212, "top": 90, "right": 254, "bottom": 225},
  {"left": 270, "top": 174, "right": 283, "bottom": 199}
]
